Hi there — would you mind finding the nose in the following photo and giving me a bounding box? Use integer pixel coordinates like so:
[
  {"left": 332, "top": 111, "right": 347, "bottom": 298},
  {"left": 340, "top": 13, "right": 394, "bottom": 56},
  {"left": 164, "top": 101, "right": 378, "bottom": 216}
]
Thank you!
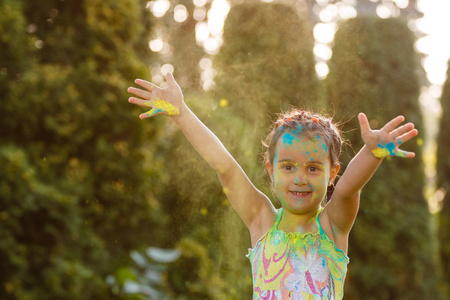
[{"left": 294, "top": 171, "right": 306, "bottom": 185}]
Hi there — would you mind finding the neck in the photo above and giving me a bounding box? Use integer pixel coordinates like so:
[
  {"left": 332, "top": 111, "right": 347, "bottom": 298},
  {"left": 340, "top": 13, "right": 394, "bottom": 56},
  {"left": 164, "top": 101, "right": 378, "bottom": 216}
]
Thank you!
[{"left": 278, "top": 207, "right": 320, "bottom": 234}]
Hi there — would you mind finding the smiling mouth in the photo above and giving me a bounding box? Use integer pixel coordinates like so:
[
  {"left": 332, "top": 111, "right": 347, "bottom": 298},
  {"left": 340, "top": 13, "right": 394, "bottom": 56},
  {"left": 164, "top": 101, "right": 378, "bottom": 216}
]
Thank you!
[{"left": 289, "top": 191, "right": 311, "bottom": 197}]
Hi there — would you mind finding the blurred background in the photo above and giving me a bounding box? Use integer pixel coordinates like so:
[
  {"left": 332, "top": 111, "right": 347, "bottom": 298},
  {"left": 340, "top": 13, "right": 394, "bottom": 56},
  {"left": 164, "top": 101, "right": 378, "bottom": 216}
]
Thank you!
[{"left": 0, "top": 0, "right": 449, "bottom": 299}]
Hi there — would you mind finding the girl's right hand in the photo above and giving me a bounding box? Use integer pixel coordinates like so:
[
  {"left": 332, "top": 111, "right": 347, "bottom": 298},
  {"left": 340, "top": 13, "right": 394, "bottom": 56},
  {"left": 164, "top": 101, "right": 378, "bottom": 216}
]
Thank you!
[{"left": 127, "top": 73, "right": 184, "bottom": 119}]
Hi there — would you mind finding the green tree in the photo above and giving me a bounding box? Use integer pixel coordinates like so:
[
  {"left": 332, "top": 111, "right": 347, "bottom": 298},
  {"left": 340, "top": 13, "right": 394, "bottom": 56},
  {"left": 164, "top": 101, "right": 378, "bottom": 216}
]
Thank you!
[
  {"left": 214, "top": 2, "right": 319, "bottom": 127},
  {"left": 326, "top": 16, "right": 437, "bottom": 299},
  {"left": 437, "top": 60, "right": 450, "bottom": 299},
  {"left": 163, "top": 1, "right": 207, "bottom": 91},
  {"left": 0, "top": 0, "right": 158, "bottom": 298}
]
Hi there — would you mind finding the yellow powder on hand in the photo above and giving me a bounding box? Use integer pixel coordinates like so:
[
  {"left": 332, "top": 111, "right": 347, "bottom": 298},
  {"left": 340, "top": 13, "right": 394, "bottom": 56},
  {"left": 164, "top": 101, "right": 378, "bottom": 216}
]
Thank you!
[{"left": 146, "top": 99, "right": 180, "bottom": 117}]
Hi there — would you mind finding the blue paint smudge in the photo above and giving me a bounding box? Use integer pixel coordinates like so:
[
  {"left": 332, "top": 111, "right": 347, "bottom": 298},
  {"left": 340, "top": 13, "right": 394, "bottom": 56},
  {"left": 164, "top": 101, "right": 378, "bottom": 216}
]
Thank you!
[
  {"left": 377, "top": 142, "right": 396, "bottom": 155},
  {"left": 321, "top": 141, "right": 328, "bottom": 153},
  {"left": 292, "top": 126, "right": 303, "bottom": 134},
  {"left": 282, "top": 133, "right": 295, "bottom": 145}
]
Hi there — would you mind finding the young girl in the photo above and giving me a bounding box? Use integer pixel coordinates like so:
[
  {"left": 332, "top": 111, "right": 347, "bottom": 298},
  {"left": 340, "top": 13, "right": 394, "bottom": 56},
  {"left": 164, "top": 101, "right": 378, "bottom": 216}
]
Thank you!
[{"left": 127, "top": 73, "right": 418, "bottom": 299}]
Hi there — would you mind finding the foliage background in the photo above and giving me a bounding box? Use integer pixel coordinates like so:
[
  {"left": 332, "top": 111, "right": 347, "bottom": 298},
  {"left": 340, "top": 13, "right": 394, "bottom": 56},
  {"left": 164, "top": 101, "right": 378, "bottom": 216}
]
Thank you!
[{"left": 0, "top": 0, "right": 447, "bottom": 299}]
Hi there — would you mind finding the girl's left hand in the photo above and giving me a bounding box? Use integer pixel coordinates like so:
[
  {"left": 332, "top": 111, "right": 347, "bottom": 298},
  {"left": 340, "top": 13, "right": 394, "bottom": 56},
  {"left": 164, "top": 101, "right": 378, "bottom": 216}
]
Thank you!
[{"left": 358, "top": 113, "right": 418, "bottom": 159}]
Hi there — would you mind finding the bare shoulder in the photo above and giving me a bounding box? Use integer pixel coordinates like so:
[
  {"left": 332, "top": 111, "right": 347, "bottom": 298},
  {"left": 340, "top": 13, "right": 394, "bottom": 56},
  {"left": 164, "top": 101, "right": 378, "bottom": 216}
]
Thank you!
[
  {"left": 248, "top": 199, "right": 278, "bottom": 249},
  {"left": 320, "top": 207, "right": 350, "bottom": 255}
]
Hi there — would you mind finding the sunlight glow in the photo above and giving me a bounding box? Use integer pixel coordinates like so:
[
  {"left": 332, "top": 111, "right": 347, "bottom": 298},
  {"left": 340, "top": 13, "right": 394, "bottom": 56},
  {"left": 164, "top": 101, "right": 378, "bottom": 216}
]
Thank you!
[
  {"left": 35, "top": 40, "right": 44, "bottom": 49},
  {"left": 204, "top": 37, "right": 221, "bottom": 55},
  {"left": 319, "top": 5, "right": 338, "bottom": 23},
  {"left": 194, "top": 0, "right": 230, "bottom": 55},
  {"left": 316, "top": 0, "right": 330, "bottom": 6},
  {"left": 199, "top": 58, "right": 212, "bottom": 70},
  {"left": 315, "top": 62, "right": 329, "bottom": 79},
  {"left": 195, "top": 22, "right": 209, "bottom": 43},
  {"left": 416, "top": 0, "right": 450, "bottom": 85},
  {"left": 342, "top": 0, "right": 356, "bottom": 5},
  {"left": 149, "top": 0, "right": 171, "bottom": 18},
  {"left": 337, "top": 4, "right": 357, "bottom": 20},
  {"left": 313, "top": 23, "right": 337, "bottom": 44},
  {"left": 393, "top": 0, "right": 409, "bottom": 9},
  {"left": 314, "top": 43, "right": 332, "bottom": 60},
  {"left": 161, "top": 64, "right": 174, "bottom": 75},
  {"left": 193, "top": 7, "right": 206, "bottom": 21},
  {"left": 199, "top": 57, "right": 215, "bottom": 91},
  {"left": 174, "top": 5, "right": 188, "bottom": 23},
  {"left": 194, "top": 0, "right": 207, "bottom": 7},
  {"left": 149, "top": 39, "right": 163, "bottom": 52},
  {"left": 376, "top": 5, "right": 390, "bottom": 19},
  {"left": 207, "top": 0, "right": 230, "bottom": 36},
  {"left": 375, "top": 3, "right": 400, "bottom": 19}
]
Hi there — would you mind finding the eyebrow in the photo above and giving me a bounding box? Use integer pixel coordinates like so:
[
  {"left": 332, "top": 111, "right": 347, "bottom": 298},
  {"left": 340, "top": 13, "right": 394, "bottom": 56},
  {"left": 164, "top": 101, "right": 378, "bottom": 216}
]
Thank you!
[
  {"left": 277, "top": 158, "right": 325, "bottom": 165},
  {"left": 277, "top": 159, "right": 298, "bottom": 165}
]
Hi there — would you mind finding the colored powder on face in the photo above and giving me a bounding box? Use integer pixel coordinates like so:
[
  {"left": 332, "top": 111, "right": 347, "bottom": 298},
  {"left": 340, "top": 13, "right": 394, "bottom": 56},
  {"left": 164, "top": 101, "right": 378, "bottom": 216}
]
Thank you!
[
  {"left": 292, "top": 126, "right": 303, "bottom": 135},
  {"left": 282, "top": 133, "right": 295, "bottom": 145},
  {"left": 316, "top": 138, "right": 328, "bottom": 154}
]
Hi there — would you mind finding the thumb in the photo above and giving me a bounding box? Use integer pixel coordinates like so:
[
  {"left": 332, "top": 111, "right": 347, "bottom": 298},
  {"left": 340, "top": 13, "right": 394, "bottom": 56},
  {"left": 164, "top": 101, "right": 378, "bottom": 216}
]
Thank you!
[
  {"left": 165, "top": 73, "right": 178, "bottom": 89},
  {"left": 358, "top": 112, "right": 371, "bottom": 136},
  {"left": 140, "top": 108, "right": 160, "bottom": 119}
]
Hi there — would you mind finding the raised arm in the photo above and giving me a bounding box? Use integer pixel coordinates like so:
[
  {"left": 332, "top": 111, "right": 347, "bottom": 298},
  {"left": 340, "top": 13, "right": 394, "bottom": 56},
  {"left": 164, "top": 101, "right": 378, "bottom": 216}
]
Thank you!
[
  {"left": 324, "top": 113, "right": 418, "bottom": 234},
  {"left": 127, "top": 73, "right": 275, "bottom": 231}
]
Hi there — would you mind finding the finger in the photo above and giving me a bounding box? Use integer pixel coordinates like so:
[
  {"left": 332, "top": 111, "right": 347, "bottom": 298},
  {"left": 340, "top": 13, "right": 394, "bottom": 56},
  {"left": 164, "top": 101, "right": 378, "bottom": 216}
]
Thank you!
[
  {"left": 381, "top": 115, "right": 405, "bottom": 132},
  {"left": 135, "top": 79, "right": 159, "bottom": 92},
  {"left": 390, "top": 122, "right": 414, "bottom": 138},
  {"left": 397, "top": 129, "right": 418, "bottom": 144},
  {"left": 395, "top": 150, "right": 415, "bottom": 158},
  {"left": 139, "top": 108, "right": 163, "bottom": 119},
  {"left": 358, "top": 113, "right": 371, "bottom": 136},
  {"left": 128, "top": 97, "right": 153, "bottom": 108},
  {"left": 165, "top": 73, "right": 179, "bottom": 89},
  {"left": 127, "top": 87, "right": 152, "bottom": 100}
]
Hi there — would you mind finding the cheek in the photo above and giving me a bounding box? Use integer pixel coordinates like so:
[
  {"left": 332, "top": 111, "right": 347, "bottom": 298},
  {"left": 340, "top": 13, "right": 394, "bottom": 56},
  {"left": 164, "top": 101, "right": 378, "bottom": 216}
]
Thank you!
[
  {"left": 310, "top": 174, "right": 328, "bottom": 191},
  {"left": 273, "top": 171, "right": 289, "bottom": 189}
]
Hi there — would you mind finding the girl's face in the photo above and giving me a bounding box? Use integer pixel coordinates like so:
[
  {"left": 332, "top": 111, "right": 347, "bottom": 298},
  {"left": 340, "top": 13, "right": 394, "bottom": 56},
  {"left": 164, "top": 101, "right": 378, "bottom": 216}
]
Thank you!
[{"left": 267, "top": 131, "right": 339, "bottom": 214}]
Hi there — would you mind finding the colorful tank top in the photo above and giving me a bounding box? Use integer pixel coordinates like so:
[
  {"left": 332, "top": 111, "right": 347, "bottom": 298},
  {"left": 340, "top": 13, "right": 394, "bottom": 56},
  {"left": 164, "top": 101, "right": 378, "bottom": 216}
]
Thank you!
[{"left": 246, "top": 208, "right": 349, "bottom": 300}]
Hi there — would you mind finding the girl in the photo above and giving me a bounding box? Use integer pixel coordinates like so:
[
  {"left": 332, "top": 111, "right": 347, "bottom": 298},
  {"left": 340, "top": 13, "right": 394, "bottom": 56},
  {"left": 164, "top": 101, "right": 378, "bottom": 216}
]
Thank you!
[{"left": 127, "top": 73, "right": 418, "bottom": 299}]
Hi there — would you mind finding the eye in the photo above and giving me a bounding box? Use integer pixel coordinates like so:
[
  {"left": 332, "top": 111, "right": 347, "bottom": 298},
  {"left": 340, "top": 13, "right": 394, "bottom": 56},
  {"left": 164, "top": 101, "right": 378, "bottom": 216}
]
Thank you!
[
  {"left": 308, "top": 166, "right": 319, "bottom": 172},
  {"left": 281, "top": 164, "right": 295, "bottom": 171}
]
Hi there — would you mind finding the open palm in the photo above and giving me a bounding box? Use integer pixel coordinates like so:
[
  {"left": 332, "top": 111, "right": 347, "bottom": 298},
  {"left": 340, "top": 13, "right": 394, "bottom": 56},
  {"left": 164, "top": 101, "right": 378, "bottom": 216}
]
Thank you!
[
  {"left": 127, "top": 73, "right": 184, "bottom": 119},
  {"left": 358, "top": 113, "right": 418, "bottom": 159}
]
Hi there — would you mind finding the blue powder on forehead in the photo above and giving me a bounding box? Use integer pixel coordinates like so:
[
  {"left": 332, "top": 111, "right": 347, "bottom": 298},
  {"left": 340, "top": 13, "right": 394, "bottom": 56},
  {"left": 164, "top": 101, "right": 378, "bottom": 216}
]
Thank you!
[
  {"left": 317, "top": 140, "right": 328, "bottom": 154},
  {"left": 292, "top": 126, "right": 303, "bottom": 134},
  {"left": 282, "top": 133, "right": 295, "bottom": 145},
  {"left": 313, "top": 134, "right": 328, "bottom": 153}
]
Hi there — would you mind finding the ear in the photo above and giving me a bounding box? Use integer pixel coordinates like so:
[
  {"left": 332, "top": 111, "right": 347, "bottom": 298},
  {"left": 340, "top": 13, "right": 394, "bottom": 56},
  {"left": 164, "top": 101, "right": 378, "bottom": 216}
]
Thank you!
[
  {"left": 329, "top": 163, "right": 340, "bottom": 185},
  {"left": 266, "top": 162, "right": 274, "bottom": 180}
]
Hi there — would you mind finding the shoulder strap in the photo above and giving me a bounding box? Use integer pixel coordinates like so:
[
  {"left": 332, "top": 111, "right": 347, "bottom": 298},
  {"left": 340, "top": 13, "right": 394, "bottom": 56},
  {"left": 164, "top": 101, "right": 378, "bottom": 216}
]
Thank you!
[
  {"left": 273, "top": 208, "right": 283, "bottom": 229},
  {"left": 316, "top": 208, "right": 326, "bottom": 235}
]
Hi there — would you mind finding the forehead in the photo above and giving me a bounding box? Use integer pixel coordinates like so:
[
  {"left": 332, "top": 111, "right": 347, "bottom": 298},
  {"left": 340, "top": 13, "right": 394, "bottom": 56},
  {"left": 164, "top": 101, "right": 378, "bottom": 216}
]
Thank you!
[{"left": 275, "top": 132, "right": 329, "bottom": 161}]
